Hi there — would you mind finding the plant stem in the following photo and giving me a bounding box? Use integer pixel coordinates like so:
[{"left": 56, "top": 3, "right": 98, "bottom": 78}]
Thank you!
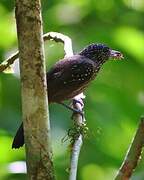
[
  {"left": 115, "top": 117, "right": 144, "bottom": 180},
  {"left": 15, "top": 0, "right": 55, "bottom": 179}
]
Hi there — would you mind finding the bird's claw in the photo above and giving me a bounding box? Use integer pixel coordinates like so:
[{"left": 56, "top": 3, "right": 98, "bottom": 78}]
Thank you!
[
  {"left": 59, "top": 102, "right": 83, "bottom": 117},
  {"left": 72, "top": 98, "right": 84, "bottom": 108}
]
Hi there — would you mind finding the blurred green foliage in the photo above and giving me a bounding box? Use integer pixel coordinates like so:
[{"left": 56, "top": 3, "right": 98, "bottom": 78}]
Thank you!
[{"left": 0, "top": 0, "right": 144, "bottom": 179}]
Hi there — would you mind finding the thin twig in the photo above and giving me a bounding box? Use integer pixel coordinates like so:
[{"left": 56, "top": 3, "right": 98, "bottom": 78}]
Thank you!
[
  {"left": 46, "top": 31, "right": 86, "bottom": 180},
  {"left": 46, "top": 32, "right": 86, "bottom": 180},
  {"left": 115, "top": 117, "right": 144, "bottom": 180},
  {"left": 43, "top": 33, "right": 85, "bottom": 180},
  {"left": 69, "top": 135, "right": 83, "bottom": 180},
  {"left": 69, "top": 94, "right": 86, "bottom": 180},
  {"left": 0, "top": 51, "right": 19, "bottom": 72},
  {"left": 44, "top": 32, "right": 85, "bottom": 180},
  {"left": 0, "top": 32, "right": 73, "bottom": 72},
  {"left": 43, "top": 32, "right": 73, "bottom": 57}
]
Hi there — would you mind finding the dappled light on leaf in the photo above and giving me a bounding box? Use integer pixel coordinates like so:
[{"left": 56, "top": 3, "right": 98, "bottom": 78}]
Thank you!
[{"left": 123, "top": 0, "right": 144, "bottom": 11}]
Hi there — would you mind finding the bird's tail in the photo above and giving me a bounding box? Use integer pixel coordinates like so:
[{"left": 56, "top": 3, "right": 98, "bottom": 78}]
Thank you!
[{"left": 12, "top": 123, "right": 24, "bottom": 149}]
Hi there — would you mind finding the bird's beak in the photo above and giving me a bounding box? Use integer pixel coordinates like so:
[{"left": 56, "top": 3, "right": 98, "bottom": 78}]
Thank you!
[{"left": 110, "top": 50, "right": 124, "bottom": 60}]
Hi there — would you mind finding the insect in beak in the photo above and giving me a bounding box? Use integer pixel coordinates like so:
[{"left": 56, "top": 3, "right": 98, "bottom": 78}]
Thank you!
[{"left": 110, "top": 50, "right": 124, "bottom": 60}]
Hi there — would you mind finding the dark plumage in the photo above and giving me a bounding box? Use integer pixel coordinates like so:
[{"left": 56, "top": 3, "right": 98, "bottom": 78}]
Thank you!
[{"left": 12, "top": 43, "right": 123, "bottom": 148}]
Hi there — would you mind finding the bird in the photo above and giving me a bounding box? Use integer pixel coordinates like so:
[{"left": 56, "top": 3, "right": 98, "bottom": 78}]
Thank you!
[{"left": 12, "top": 43, "right": 123, "bottom": 148}]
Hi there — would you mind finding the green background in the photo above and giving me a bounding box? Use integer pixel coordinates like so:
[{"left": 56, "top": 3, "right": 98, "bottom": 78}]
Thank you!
[{"left": 0, "top": 0, "right": 144, "bottom": 179}]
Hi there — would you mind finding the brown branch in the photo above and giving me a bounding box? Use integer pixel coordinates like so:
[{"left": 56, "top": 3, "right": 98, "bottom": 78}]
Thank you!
[
  {"left": 0, "top": 32, "right": 73, "bottom": 72},
  {"left": 115, "top": 117, "right": 144, "bottom": 180}
]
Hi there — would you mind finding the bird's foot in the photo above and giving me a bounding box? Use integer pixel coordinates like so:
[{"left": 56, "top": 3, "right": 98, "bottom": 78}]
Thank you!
[
  {"left": 59, "top": 102, "right": 83, "bottom": 116},
  {"left": 72, "top": 98, "right": 84, "bottom": 109},
  {"left": 71, "top": 99, "right": 84, "bottom": 119}
]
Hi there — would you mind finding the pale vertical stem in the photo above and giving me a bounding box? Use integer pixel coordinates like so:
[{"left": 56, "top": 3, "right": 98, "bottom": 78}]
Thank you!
[
  {"left": 69, "top": 95, "right": 86, "bottom": 180},
  {"left": 15, "top": 0, "right": 55, "bottom": 179},
  {"left": 69, "top": 135, "right": 83, "bottom": 180}
]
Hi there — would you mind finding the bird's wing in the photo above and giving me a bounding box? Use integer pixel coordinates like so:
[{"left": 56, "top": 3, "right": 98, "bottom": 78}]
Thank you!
[
  {"left": 46, "top": 55, "right": 95, "bottom": 102},
  {"left": 47, "top": 55, "right": 94, "bottom": 84}
]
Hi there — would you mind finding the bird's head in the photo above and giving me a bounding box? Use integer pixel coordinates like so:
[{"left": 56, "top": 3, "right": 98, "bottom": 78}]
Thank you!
[{"left": 79, "top": 43, "right": 123, "bottom": 63}]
